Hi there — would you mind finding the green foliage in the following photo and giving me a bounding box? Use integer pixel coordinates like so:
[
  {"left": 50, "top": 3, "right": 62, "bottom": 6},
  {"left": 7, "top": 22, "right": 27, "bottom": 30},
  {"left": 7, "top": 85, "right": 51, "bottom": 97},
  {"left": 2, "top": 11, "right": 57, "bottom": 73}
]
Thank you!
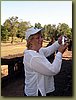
[
  {"left": 16, "top": 21, "right": 30, "bottom": 42},
  {"left": 2, "top": 16, "right": 31, "bottom": 43},
  {"left": 35, "top": 22, "right": 42, "bottom": 29},
  {"left": 1, "top": 16, "right": 72, "bottom": 43},
  {"left": 1, "top": 25, "right": 9, "bottom": 41}
]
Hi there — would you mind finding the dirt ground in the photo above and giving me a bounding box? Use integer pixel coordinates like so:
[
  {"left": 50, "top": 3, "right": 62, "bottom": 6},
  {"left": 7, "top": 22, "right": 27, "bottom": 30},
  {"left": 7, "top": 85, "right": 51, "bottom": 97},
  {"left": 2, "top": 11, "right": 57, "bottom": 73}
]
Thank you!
[
  {"left": 1, "top": 40, "right": 49, "bottom": 57},
  {"left": 1, "top": 50, "right": 72, "bottom": 97}
]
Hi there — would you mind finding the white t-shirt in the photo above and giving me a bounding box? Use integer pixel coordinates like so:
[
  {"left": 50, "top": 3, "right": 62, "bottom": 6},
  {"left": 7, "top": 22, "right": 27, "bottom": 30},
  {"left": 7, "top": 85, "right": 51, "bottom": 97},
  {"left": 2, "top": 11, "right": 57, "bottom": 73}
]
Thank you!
[{"left": 23, "top": 41, "right": 62, "bottom": 96}]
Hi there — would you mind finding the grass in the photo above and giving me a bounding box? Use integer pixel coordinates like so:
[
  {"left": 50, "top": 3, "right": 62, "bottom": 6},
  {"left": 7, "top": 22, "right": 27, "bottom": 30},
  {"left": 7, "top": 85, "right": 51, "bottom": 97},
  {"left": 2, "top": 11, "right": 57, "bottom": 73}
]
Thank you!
[
  {"left": 1, "top": 38, "right": 72, "bottom": 59},
  {"left": 1, "top": 42, "right": 26, "bottom": 57},
  {"left": 1, "top": 40, "right": 49, "bottom": 57}
]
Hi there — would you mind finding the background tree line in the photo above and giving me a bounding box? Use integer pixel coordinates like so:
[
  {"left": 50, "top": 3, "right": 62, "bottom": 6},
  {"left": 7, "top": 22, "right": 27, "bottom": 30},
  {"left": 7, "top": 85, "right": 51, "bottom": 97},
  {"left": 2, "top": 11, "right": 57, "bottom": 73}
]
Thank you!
[{"left": 1, "top": 16, "right": 72, "bottom": 43}]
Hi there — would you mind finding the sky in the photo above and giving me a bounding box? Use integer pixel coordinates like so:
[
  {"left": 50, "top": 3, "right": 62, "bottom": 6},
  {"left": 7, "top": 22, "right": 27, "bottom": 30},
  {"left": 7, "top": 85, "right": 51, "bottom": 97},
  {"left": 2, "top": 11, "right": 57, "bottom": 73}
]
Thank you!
[{"left": 1, "top": 1, "right": 72, "bottom": 28}]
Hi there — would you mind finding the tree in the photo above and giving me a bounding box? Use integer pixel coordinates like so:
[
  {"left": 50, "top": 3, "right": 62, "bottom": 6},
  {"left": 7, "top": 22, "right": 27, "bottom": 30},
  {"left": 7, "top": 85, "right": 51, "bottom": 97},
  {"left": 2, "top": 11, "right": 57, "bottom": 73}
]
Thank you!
[
  {"left": 43, "top": 24, "right": 57, "bottom": 41},
  {"left": 17, "top": 21, "right": 31, "bottom": 42},
  {"left": 56, "top": 23, "right": 72, "bottom": 42},
  {"left": 35, "top": 22, "right": 42, "bottom": 29},
  {"left": 3, "top": 16, "right": 19, "bottom": 43},
  {"left": 1, "top": 25, "right": 9, "bottom": 41}
]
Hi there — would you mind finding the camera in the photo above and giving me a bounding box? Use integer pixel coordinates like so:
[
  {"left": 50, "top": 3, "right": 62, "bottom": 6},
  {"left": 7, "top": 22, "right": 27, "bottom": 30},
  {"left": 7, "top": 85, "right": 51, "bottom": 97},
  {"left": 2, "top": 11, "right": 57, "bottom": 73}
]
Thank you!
[
  {"left": 62, "top": 35, "right": 72, "bottom": 51},
  {"left": 62, "top": 36, "right": 68, "bottom": 45}
]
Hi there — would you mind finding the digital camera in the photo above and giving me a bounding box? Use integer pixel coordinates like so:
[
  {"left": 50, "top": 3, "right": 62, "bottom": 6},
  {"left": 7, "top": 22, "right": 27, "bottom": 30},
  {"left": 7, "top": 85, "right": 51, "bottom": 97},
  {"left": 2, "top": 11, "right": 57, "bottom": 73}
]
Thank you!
[{"left": 62, "top": 36, "right": 68, "bottom": 45}]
